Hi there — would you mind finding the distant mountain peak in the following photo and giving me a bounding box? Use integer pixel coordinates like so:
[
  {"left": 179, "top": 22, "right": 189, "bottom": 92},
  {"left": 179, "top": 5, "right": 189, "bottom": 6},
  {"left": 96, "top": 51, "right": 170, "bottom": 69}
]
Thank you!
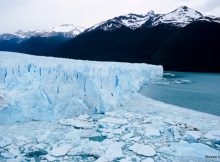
[
  {"left": 86, "top": 6, "right": 220, "bottom": 31},
  {"left": 152, "top": 6, "right": 203, "bottom": 27},
  {"left": 146, "top": 10, "right": 155, "bottom": 15},
  {"left": 86, "top": 11, "right": 155, "bottom": 32},
  {"left": 0, "top": 24, "right": 86, "bottom": 40},
  {"left": 14, "top": 29, "right": 47, "bottom": 38},
  {"left": 172, "top": 6, "right": 202, "bottom": 16},
  {"left": 52, "top": 24, "right": 85, "bottom": 33}
]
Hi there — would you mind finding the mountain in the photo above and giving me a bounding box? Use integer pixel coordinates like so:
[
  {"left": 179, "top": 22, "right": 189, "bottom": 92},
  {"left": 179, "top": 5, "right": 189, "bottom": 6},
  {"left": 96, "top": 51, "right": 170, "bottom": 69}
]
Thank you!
[
  {"left": 0, "top": 6, "right": 220, "bottom": 72},
  {"left": 51, "top": 24, "right": 85, "bottom": 37},
  {"left": 152, "top": 6, "right": 203, "bottom": 27},
  {"left": 54, "top": 6, "right": 220, "bottom": 72},
  {"left": 86, "top": 6, "right": 220, "bottom": 31},
  {"left": 0, "top": 24, "right": 85, "bottom": 40},
  {"left": 86, "top": 11, "right": 156, "bottom": 32},
  {"left": 0, "top": 24, "right": 85, "bottom": 55}
]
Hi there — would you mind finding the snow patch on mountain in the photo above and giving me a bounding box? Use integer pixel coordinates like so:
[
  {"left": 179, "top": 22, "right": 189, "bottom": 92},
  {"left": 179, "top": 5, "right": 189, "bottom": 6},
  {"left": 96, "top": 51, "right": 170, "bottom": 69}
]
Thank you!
[
  {"left": 52, "top": 24, "right": 85, "bottom": 37},
  {"left": 0, "top": 24, "right": 85, "bottom": 40},
  {"left": 152, "top": 6, "right": 203, "bottom": 27},
  {"left": 87, "top": 11, "right": 155, "bottom": 32},
  {"left": 14, "top": 30, "right": 48, "bottom": 38}
]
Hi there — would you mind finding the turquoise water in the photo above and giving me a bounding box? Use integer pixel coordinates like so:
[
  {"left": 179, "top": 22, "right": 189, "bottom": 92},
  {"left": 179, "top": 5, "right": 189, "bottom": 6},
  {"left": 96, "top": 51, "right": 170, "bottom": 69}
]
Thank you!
[{"left": 140, "top": 72, "right": 220, "bottom": 116}]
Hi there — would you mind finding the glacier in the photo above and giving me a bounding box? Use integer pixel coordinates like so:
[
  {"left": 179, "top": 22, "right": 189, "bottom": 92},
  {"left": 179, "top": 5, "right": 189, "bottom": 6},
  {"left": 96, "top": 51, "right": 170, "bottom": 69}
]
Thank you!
[
  {"left": 0, "top": 51, "right": 163, "bottom": 123},
  {"left": 1, "top": 51, "right": 220, "bottom": 162}
]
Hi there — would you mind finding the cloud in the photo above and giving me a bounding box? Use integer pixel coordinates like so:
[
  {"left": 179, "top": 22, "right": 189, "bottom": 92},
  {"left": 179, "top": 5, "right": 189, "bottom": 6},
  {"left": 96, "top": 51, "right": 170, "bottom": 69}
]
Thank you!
[
  {"left": 202, "top": 0, "right": 220, "bottom": 10},
  {"left": 0, "top": 0, "right": 219, "bottom": 33}
]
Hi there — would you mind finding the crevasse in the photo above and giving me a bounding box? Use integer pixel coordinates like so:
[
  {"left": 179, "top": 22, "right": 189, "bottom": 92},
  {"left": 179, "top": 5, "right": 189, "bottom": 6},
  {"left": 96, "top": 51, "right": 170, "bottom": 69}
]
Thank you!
[{"left": 0, "top": 51, "right": 163, "bottom": 123}]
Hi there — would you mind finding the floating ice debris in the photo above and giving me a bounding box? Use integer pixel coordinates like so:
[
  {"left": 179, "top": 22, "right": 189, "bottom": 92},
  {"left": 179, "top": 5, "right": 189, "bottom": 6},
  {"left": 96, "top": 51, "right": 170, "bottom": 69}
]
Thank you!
[
  {"left": 120, "top": 157, "right": 132, "bottom": 162},
  {"left": 163, "top": 73, "right": 175, "bottom": 77},
  {"left": 129, "top": 143, "right": 156, "bottom": 157},
  {"left": 121, "top": 133, "right": 134, "bottom": 140},
  {"left": 77, "top": 114, "right": 90, "bottom": 121},
  {"left": 0, "top": 94, "right": 220, "bottom": 162},
  {"left": 58, "top": 118, "right": 93, "bottom": 129},
  {"left": 150, "top": 81, "right": 171, "bottom": 85},
  {"left": 96, "top": 142, "right": 124, "bottom": 161},
  {"left": 129, "top": 136, "right": 141, "bottom": 142},
  {"left": 142, "top": 157, "right": 154, "bottom": 162},
  {"left": 44, "top": 155, "right": 57, "bottom": 161},
  {"left": 99, "top": 117, "right": 128, "bottom": 125},
  {"left": 0, "top": 137, "right": 12, "bottom": 148},
  {"left": 159, "top": 142, "right": 220, "bottom": 159},
  {"left": 205, "top": 130, "right": 220, "bottom": 140},
  {"left": 170, "top": 127, "right": 181, "bottom": 141},
  {"left": 185, "top": 131, "right": 202, "bottom": 141},
  {"left": 144, "top": 126, "right": 160, "bottom": 137},
  {"left": 112, "top": 128, "right": 125, "bottom": 135},
  {"left": 1, "top": 152, "right": 15, "bottom": 159},
  {"left": 49, "top": 145, "right": 72, "bottom": 157}
]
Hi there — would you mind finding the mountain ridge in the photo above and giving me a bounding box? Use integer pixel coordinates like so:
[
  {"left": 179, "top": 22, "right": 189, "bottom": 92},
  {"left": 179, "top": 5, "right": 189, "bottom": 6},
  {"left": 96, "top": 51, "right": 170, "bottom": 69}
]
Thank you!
[
  {"left": 1, "top": 6, "right": 219, "bottom": 39},
  {"left": 0, "top": 6, "right": 220, "bottom": 72}
]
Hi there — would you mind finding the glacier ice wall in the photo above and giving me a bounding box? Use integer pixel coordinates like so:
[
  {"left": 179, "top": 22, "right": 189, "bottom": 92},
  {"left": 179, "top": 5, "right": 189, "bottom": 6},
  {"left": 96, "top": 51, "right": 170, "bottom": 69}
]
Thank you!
[{"left": 0, "top": 52, "right": 163, "bottom": 123}]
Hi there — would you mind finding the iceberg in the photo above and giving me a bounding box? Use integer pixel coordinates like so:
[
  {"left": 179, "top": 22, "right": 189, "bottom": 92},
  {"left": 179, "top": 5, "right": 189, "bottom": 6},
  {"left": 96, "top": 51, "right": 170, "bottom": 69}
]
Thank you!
[{"left": 0, "top": 51, "right": 163, "bottom": 123}]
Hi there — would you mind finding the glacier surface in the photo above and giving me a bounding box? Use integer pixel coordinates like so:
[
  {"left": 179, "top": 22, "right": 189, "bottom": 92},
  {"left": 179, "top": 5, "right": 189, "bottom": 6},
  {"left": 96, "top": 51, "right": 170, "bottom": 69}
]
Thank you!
[{"left": 0, "top": 51, "right": 163, "bottom": 123}]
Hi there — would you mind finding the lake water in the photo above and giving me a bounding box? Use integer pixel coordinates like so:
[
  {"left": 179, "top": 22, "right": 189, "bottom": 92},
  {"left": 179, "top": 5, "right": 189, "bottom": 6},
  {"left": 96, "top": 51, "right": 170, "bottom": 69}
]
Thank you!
[{"left": 140, "top": 72, "right": 220, "bottom": 116}]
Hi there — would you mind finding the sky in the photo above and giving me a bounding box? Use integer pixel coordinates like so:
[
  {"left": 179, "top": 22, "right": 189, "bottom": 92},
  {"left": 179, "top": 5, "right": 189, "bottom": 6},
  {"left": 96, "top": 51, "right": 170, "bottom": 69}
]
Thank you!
[{"left": 0, "top": 0, "right": 220, "bottom": 33}]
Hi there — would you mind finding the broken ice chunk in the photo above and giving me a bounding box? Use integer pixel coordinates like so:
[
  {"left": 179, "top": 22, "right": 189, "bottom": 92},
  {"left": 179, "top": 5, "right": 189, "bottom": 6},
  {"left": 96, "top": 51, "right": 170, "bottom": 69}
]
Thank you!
[
  {"left": 58, "top": 118, "right": 93, "bottom": 129},
  {"left": 49, "top": 145, "right": 72, "bottom": 157},
  {"left": 185, "top": 131, "right": 202, "bottom": 141},
  {"left": 96, "top": 142, "right": 124, "bottom": 161},
  {"left": 99, "top": 117, "right": 128, "bottom": 125},
  {"left": 159, "top": 142, "right": 220, "bottom": 159},
  {"left": 144, "top": 126, "right": 160, "bottom": 137},
  {"left": 129, "top": 143, "right": 156, "bottom": 157},
  {"left": 0, "top": 137, "right": 12, "bottom": 148}
]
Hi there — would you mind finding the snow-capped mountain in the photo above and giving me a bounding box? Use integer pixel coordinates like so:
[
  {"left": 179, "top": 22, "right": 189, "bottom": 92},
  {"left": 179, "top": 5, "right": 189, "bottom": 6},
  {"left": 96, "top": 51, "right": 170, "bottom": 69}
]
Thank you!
[
  {"left": 51, "top": 24, "right": 85, "bottom": 37},
  {"left": 86, "top": 11, "right": 156, "bottom": 32},
  {"left": 1, "top": 6, "right": 219, "bottom": 40},
  {"left": 87, "top": 6, "right": 220, "bottom": 32},
  {"left": 0, "top": 24, "right": 85, "bottom": 40},
  {"left": 152, "top": 6, "right": 203, "bottom": 27},
  {"left": 14, "top": 30, "right": 48, "bottom": 38}
]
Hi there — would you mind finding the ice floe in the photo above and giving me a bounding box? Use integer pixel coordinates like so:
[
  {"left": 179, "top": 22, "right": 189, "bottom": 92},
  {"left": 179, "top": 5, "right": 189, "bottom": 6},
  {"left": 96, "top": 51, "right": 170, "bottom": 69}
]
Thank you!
[
  {"left": 0, "top": 76, "right": 220, "bottom": 162},
  {"left": 159, "top": 142, "right": 220, "bottom": 159},
  {"left": 96, "top": 142, "right": 124, "bottom": 161},
  {"left": 185, "top": 130, "right": 202, "bottom": 141},
  {"left": 129, "top": 143, "right": 156, "bottom": 157},
  {"left": 49, "top": 145, "right": 72, "bottom": 157},
  {"left": 142, "top": 157, "right": 154, "bottom": 162},
  {"left": 58, "top": 118, "right": 93, "bottom": 129},
  {"left": 99, "top": 117, "right": 128, "bottom": 125}
]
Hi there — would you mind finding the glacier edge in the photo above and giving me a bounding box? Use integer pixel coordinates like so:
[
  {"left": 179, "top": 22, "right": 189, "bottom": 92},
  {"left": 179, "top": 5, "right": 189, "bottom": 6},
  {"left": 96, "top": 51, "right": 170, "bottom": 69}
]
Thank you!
[{"left": 0, "top": 51, "right": 163, "bottom": 123}]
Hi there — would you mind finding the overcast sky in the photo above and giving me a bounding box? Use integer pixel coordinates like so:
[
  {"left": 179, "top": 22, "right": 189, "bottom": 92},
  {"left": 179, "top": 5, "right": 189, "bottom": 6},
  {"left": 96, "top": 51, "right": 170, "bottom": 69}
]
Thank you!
[{"left": 0, "top": 0, "right": 220, "bottom": 33}]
